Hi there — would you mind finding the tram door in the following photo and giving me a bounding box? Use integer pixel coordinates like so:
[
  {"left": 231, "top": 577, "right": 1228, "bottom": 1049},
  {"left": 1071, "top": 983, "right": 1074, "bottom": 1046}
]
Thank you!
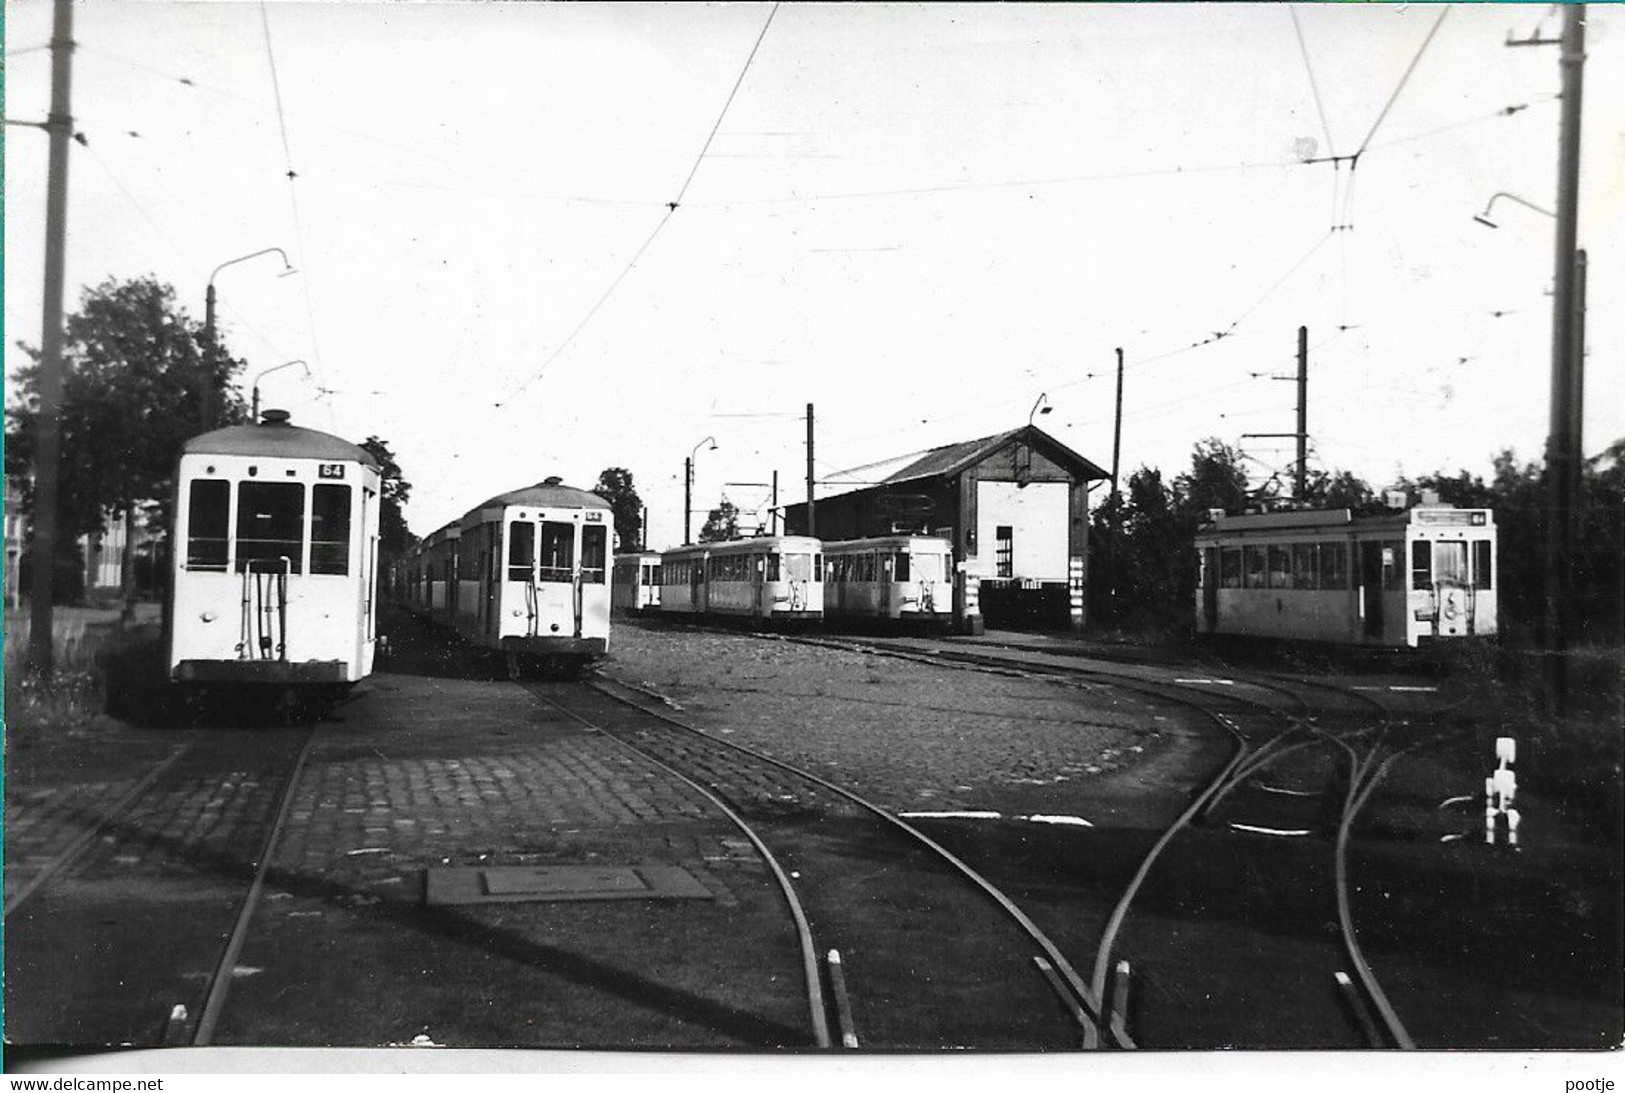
[
  {"left": 1202, "top": 548, "right": 1218, "bottom": 633},
  {"left": 1359, "top": 542, "right": 1384, "bottom": 640}
]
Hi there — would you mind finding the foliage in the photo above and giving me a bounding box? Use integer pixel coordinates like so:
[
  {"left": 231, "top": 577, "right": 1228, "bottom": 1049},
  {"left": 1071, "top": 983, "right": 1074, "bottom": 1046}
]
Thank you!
[
  {"left": 6, "top": 277, "right": 249, "bottom": 552},
  {"left": 699, "top": 499, "right": 740, "bottom": 543},
  {"left": 592, "top": 467, "right": 643, "bottom": 550},
  {"left": 359, "top": 436, "right": 416, "bottom": 559}
]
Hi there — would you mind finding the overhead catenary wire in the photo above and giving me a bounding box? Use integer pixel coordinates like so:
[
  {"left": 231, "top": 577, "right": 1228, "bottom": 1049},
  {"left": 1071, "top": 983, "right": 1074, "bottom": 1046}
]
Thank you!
[
  {"left": 492, "top": 2, "right": 781, "bottom": 409},
  {"left": 1289, "top": 5, "right": 1338, "bottom": 159},
  {"left": 258, "top": 2, "right": 335, "bottom": 429}
]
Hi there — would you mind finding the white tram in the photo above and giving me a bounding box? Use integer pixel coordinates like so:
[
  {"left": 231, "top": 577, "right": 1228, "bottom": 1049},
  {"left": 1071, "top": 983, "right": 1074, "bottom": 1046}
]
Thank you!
[
  {"left": 167, "top": 410, "right": 381, "bottom": 690},
  {"left": 1194, "top": 506, "right": 1497, "bottom": 647},
  {"left": 611, "top": 551, "right": 662, "bottom": 614},
  {"left": 403, "top": 478, "right": 612, "bottom": 676},
  {"left": 657, "top": 535, "right": 823, "bottom": 624},
  {"left": 822, "top": 535, "right": 953, "bottom": 629}
]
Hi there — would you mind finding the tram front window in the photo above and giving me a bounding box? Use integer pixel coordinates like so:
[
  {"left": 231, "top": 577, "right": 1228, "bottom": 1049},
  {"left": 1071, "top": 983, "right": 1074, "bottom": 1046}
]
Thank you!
[
  {"left": 784, "top": 553, "right": 813, "bottom": 581},
  {"left": 1434, "top": 541, "right": 1468, "bottom": 585},
  {"left": 236, "top": 481, "right": 305, "bottom": 573},
  {"left": 539, "top": 521, "right": 574, "bottom": 582}
]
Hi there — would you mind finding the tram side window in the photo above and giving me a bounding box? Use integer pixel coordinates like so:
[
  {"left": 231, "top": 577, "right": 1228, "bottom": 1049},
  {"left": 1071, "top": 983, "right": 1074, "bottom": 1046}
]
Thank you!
[
  {"left": 1243, "top": 546, "right": 1266, "bottom": 589},
  {"left": 186, "top": 479, "right": 230, "bottom": 570},
  {"left": 1267, "top": 545, "right": 1292, "bottom": 589},
  {"left": 539, "top": 521, "right": 574, "bottom": 582},
  {"left": 814, "top": 553, "right": 823, "bottom": 581},
  {"left": 893, "top": 552, "right": 910, "bottom": 582},
  {"left": 1473, "top": 541, "right": 1492, "bottom": 590},
  {"left": 1220, "top": 548, "right": 1242, "bottom": 589},
  {"left": 1319, "top": 543, "right": 1348, "bottom": 590},
  {"left": 1291, "top": 544, "right": 1318, "bottom": 591},
  {"left": 235, "top": 481, "right": 304, "bottom": 573},
  {"left": 1410, "top": 541, "right": 1431, "bottom": 590},
  {"left": 507, "top": 521, "right": 535, "bottom": 581},
  {"left": 310, "top": 484, "right": 352, "bottom": 575},
  {"left": 582, "top": 525, "right": 607, "bottom": 583}
]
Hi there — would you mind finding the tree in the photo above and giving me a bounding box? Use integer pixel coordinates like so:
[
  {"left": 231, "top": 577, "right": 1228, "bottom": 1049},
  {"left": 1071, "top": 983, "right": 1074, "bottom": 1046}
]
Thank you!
[
  {"left": 1300, "top": 467, "right": 1380, "bottom": 514},
  {"left": 592, "top": 467, "right": 643, "bottom": 550},
  {"left": 1173, "top": 437, "right": 1251, "bottom": 520},
  {"left": 6, "top": 276, "right": 249, "bottom": 600},
  {"left": 698, "top": 499, "right": 739, "bottom": 543},
  {"left": 359, "top": 436, "right": 416, "bottom": 560}
]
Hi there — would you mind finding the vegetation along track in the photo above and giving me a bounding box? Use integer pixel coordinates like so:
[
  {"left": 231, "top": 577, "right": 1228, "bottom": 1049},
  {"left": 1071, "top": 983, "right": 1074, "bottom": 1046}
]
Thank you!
[
  {"left": 4, "top": 719, "right": 320, "bottom": 1047},
  {"left": 763, "top": 629, "right": 1467, "bottom": 1048},
  {"left": 523, "top": 677, "right": 1130, "bottom": 1050}
]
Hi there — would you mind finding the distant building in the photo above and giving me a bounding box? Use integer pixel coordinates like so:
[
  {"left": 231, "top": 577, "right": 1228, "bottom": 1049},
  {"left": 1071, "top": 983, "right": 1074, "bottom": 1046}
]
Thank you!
[{"left": 785, "top": 425, "right": 1109, "bottom": 629}]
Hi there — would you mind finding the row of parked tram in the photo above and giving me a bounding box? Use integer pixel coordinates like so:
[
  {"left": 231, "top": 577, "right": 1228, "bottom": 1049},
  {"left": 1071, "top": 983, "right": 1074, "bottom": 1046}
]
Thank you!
[{"left": 613, "top": 534, "right": 958, "bottom": 630}]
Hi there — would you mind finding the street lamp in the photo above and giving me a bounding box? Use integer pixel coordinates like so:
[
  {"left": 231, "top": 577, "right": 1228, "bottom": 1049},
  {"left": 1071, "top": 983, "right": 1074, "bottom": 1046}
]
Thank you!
[
  {"left": 1028, "top": 393, "right": 1052, "bottom": 428},
  {"left": 251, "top": 359, "right": 309, "bottom": 422},
  {"left": 202, "top": 247, "right": 295, "bottom": 430},
  {"left": 684, "top": 436, "right": 718, "bottom": 545},
  {"left": 1472, "top": 191, "right": 1555, "bottom": 228}
]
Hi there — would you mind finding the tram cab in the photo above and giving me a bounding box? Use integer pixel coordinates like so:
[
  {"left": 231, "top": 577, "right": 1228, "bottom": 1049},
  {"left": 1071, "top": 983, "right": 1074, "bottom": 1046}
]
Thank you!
[{"left": 1194, "top": 506, "right": 1496, "bottom": 648}]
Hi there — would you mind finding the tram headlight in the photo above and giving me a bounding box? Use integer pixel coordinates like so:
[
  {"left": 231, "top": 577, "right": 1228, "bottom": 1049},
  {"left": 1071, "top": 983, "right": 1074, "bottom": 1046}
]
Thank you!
[{"left": 199, "top": 611, "right": 216, "bottom": 623}]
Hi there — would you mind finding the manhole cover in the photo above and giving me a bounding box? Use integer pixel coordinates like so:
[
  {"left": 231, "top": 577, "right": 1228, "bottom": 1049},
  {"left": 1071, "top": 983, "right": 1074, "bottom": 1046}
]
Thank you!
[{"left": 424, "top": 864, "right": 712, "bottom": 905}]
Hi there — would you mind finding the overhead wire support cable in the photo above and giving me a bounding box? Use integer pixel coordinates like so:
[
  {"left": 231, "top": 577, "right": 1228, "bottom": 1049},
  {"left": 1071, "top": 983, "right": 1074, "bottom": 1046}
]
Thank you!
[
  {"left": 1290, "top": 5, "right": 1339, "bottom": 159},
  {"left": 258, "top": 2, "right": 332, "bottom": 424},
  {"left": 1355, "top": 5, "right": 1452, "bottom": 157},
  {"left": 495, "top": 2, "right": 780, "bottom": 408}
]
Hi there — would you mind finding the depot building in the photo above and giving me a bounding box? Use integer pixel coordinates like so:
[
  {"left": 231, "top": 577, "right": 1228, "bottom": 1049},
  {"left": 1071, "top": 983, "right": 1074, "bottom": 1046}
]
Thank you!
[{"left": 784, "top": 425, "right": 1109, "bottom": 629}]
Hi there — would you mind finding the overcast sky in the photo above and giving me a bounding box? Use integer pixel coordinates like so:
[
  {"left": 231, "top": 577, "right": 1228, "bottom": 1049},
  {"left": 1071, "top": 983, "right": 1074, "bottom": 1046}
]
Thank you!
[{"left": 5, "top": 2, "right": 1622, "bottom": 542}]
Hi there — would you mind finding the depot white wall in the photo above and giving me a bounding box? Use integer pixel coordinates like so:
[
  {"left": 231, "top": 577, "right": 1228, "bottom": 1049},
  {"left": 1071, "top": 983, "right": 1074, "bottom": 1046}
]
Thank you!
[{"left": 974, "top": 480, "right": 1069, "bottom": 581}]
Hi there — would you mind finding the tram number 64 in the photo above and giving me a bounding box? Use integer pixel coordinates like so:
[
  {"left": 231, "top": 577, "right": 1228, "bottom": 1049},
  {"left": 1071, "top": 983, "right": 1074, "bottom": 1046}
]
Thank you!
[{"left": 319, "top": 463, "right": 346, "bottom": 479}]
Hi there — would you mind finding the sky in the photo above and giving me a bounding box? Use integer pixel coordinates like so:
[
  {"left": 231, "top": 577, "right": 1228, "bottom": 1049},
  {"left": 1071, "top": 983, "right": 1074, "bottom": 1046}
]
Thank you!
[{"left": 5, "top": 2, "right": 1622, "bottom": 545}]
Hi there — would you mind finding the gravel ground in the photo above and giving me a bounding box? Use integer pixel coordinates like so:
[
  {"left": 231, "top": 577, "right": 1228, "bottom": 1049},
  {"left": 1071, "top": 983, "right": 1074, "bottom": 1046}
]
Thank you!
[{"left": 598, "top": 619, "right": 1175, "bottom": 817}]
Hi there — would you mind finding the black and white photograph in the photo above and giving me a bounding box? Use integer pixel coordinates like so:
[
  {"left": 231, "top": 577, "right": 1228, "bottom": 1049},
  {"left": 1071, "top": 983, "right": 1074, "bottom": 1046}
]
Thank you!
[{"left": 3, "top": 1, "right": 1621, "bottom": 1080}]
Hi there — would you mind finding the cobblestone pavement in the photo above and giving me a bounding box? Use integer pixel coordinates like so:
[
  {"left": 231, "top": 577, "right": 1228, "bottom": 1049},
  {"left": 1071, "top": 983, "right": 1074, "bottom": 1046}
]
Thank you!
[{"left": 598, "top": 619, "right": 1199, "bottom": 822}]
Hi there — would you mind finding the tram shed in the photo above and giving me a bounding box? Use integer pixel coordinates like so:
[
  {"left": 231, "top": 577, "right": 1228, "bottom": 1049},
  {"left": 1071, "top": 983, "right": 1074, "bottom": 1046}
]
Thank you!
[{"left": 784, "top": 424, "right": 1108, "bottom": 631}]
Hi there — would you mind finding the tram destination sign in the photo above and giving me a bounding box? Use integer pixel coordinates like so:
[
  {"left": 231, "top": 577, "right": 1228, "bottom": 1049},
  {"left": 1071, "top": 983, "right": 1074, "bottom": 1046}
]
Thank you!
[{"left": 1412, "top": 509, "right": 1488, "bottom": 526}]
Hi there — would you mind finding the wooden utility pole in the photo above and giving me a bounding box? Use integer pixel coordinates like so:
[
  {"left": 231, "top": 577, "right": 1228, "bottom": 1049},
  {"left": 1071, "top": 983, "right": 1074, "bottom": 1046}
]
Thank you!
[
  {"left": 1110, "top": 347, "right": 1124, "bottom": 497},
  {"left": 25, "top": 0, "right": 76, "bottom": 676},
  {"left": 1296, "top": 324, "right": 1308, "bottom": 498},
  {"left": 806, "top": 403, "right": 816, "bottom": 537}
]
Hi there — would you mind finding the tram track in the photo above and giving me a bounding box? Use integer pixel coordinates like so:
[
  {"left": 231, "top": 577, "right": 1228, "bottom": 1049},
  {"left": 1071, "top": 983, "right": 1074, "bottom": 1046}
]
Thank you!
[
  {"left": 524, "top": 676, "right": 1128, "bottom": 1049},
  {"left": 714, "top": 626, "right": 1458, "bottom": 1047},
  {"left": 4, "top": 720, "right": 320, "bottom": 1047}
]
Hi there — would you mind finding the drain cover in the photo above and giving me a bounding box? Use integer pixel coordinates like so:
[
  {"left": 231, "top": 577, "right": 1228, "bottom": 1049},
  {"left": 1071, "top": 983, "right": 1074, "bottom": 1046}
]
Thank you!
[{"left": 425, "top": 864, "right": 712, "bottom": 906}]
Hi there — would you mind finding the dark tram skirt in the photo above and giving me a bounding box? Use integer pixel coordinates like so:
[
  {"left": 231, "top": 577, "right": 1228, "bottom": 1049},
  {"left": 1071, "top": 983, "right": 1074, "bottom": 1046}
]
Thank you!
[{"left": 174, "top": 659, "right": 350, "bottom": 684}]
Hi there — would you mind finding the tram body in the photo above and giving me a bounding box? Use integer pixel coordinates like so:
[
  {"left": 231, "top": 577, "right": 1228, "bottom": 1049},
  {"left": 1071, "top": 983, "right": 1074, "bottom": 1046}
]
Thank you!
[
  {"left": 403, "top": 478, "right": 613, "bottom": 673},
  {"left": 612, "top": 551, "right": 662, "bottom": 614},
  {"left": 822, "top": 535, "right": 953, "bottom": 628},
  {"left": 657, "top": 536, "right": 823, "bottom": 623},
  {"left": 1195, "top": 507, "right": 1497, "bottom": 647},
  {"left": 166, "top": 411, "right": 381, "bottom": 688}
]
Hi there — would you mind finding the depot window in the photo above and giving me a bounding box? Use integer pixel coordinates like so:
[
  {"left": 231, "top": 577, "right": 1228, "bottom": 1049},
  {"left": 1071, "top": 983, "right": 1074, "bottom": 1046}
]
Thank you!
[
  {"left": 310, "top": 484, "right": 352, "bottom": 575},
  {"left": 539, "top": 521, "right": 574, "bottom": 582},
  {"left": 186, "top": 479, "right": 230, "bottom": 571},
  {"left": 507, "top": 521, "right": 535, "bottom": 581},
  {"left": 235, "top": 481, "right": 304, "bottom": 573},
  {"left": 995, "top": 526, "right": 1014, "bottom": 578}
]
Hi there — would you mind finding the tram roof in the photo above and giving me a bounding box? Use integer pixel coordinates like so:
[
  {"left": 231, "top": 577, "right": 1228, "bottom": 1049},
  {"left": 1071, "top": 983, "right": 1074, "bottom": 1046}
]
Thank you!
[
  {"left": 467, "top": 479, "right": 612, "bottom": 515},
  {"left": 182, "top": 413, "right": 378, "bottom": 467}
]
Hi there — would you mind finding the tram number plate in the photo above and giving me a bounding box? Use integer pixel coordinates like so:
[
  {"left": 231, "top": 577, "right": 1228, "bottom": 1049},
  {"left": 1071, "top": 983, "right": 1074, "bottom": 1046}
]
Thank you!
[
  {"left": 318, "top": 463, "right": 346, "bottom": 479},
  {"left": 586, "top": 511, "right": 603, "bottom": 522}
]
